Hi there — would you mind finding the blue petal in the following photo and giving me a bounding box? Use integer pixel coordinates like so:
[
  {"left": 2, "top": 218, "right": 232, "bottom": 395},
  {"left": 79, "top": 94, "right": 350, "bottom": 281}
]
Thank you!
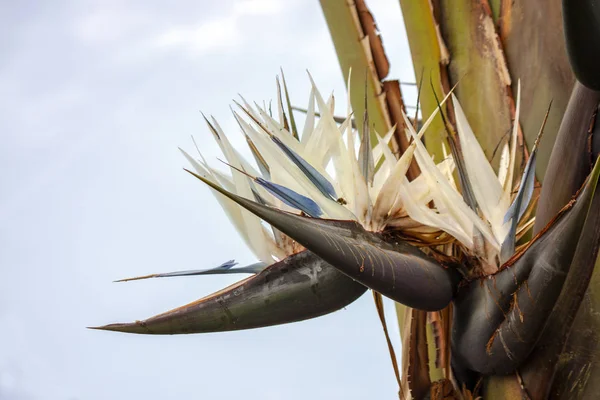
[
  {"left": 270, "top": 136, "right": 337, "bottom": 200},
  {"left": 256, "top": 177, "right": 323, "bottom": 218},
  {"left": 114, "top": 261, "right": 270, "bottom": 282},
  {"left": 504, "top": 152, "right": 537, "bottom": 225},
  {"left": 150, "top": 260, "right": 240, "bottom": 277},
  {"left": 501, "top": 151, "right": 538, "bottom": 262}
]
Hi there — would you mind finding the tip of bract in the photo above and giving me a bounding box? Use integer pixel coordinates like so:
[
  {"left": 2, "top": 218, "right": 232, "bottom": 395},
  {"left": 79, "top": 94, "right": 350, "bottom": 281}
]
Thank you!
[{"left": 87, "top": 322, "right": 150, "bottom": 334}]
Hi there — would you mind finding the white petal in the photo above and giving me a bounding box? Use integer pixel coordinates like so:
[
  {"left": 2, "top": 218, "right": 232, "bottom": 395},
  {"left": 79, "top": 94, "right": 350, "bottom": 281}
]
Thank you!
[
  {"left": 372, "top": 144, "right": 415, "bottom": 229},
  {"left": 181, "top": 149, "right": 283, "bottom": 261},
  {"left": 373, "top": 126, "right": 396, "bottom": 166},
  {"left": 402, "top": 111, "right": 499, "bottom": 250},
  {"left": 234, "top": 110, "right": 355, "bottom": 220},
  {"left": 300, "top": 88, "right": 316, "bottom": 145},
  {"left": 497, "top": 142, "right": 509, "bottom": 187},
  {"left": 205, "top": 119, "right": 282, "bottom": 263},
  {"left": 453, "top": 93, "right": 509, "bottom": 243}
]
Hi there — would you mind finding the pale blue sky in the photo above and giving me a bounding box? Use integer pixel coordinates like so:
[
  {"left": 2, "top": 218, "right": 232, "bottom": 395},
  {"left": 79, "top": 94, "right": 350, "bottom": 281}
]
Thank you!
[{"left": 0, "top": 1, "right": 417, "bottom": 398}]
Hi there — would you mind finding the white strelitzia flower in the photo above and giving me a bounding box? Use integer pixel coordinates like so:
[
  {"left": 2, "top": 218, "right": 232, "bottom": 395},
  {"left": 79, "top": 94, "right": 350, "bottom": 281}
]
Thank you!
[{"left": 182, "top": 75, "right": 532, "bottom": 274}]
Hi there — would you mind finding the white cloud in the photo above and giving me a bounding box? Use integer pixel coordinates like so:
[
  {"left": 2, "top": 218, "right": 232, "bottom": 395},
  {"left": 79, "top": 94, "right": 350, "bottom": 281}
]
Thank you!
[
  {"left": 154, "top": 0, "right": 285, "bottom": 55},
  {"left": 73, "top": 7, "right": 151, "bottom": 45},
  {"left": 233, "top": 0, "right": 283, "bottom": 15},
  {"left": 0, "top": 362, "right": 35, "bottom": 400},
  {"left": 155, "top": 17, "right": 240, "bottom": 53}
]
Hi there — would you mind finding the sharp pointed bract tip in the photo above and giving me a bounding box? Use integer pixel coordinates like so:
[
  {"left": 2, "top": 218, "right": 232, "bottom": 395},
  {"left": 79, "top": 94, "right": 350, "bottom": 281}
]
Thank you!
[
  {"left": 87, "top": 322, "right": 150, "bottom": 334},
  {"left": 113, "top": 275, "right": 153, "bottom": 283},
  {"left": 87, "top": 324, "right": 118, "bottom": 331}
]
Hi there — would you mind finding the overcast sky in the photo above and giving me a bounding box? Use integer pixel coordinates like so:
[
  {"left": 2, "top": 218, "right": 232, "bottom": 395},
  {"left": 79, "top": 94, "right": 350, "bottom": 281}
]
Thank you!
[{"left": 0, "top": 1, "right": 417, "bottom": 399}]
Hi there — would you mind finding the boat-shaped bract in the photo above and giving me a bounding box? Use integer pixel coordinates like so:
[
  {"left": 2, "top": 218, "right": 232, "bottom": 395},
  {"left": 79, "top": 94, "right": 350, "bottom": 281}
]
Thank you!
[{"left": 93, "top": 250, "right": 367, "bottom": 334}]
